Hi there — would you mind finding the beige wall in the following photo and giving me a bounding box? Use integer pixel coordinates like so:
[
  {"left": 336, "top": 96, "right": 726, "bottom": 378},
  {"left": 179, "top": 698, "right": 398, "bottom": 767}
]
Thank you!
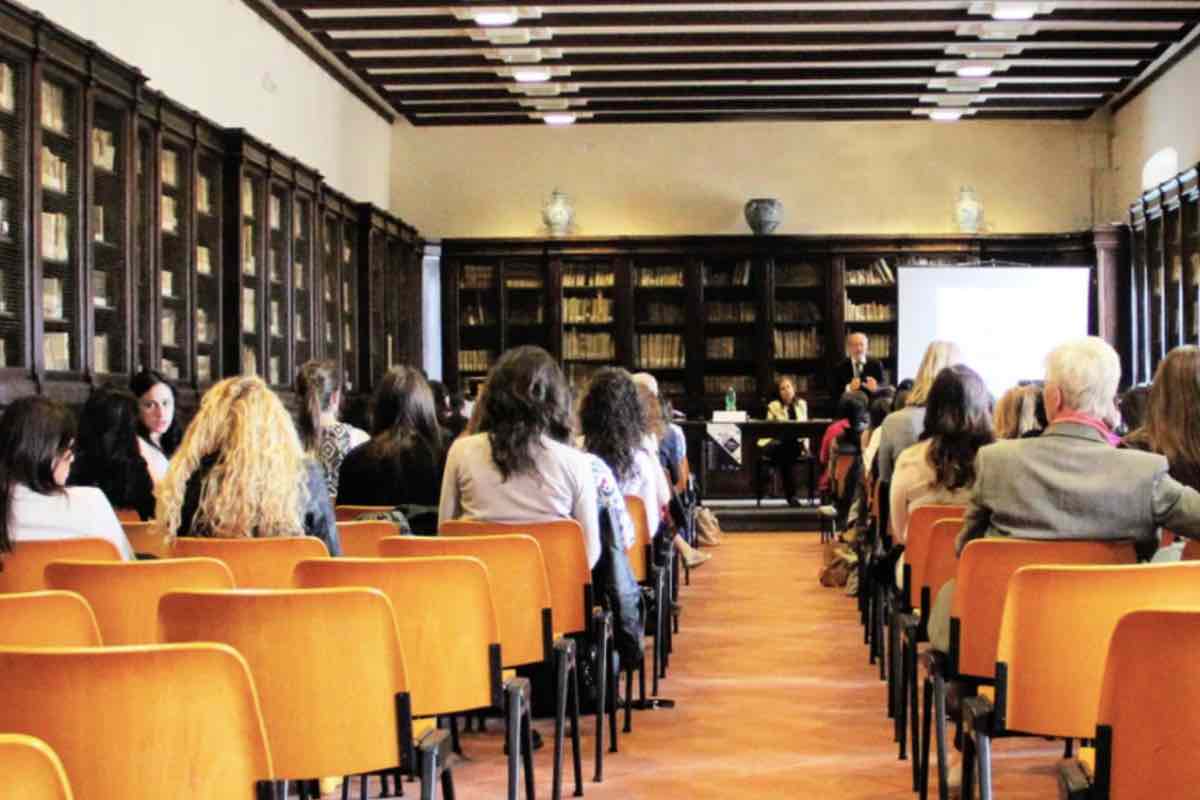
[
  {"left": 392, "top": 118, "right": 1104, "bottom": 239},
  {"left": 1108, "top": 44, "right": 1200, "bottom": 220}
]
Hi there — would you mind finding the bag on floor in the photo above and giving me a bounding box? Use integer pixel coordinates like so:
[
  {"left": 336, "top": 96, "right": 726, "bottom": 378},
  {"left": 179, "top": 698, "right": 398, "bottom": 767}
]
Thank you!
[
  {"left": 819, "top": 543, "right": 858, "bottom": 588},
  {"left": 696, "top": 507, "right": 722, "bottom": 546}
]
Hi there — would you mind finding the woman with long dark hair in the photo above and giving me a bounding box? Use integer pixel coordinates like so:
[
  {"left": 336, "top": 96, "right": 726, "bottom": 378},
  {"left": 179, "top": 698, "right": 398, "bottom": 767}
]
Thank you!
[
  {"left": 295, "top": 359, "right": 368, "bottom": 499},
  {"left": 439, "top": 346, "right": 603, "bottom": 566},
  {"left": 1124, "top": 346, "right": 1200, "bottom": 490},
  {"left": 336, "top": 366, "right": 447, "bottom": 530},
  {"left": 890, "top": 364, "right": 994, "bottom": 543},
  {"left": 0, "top": 396, "right": 133, "bottom": 558},
  {"left": 69, "top": 386, "right": 157, "bottom": 520},
  {"left": 130, "top": 369, "right": 183, "bottom": 483}
]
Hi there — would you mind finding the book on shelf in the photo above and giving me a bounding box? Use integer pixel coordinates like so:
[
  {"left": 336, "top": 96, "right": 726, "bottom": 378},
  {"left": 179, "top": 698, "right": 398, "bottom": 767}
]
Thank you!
[
  {"left": 92, "top": 128, "right": 116, "bottom": 172},
  {"left": 776, "top": 262, "right": 822, "bottom": 287},
  {"left": 241, "top": 178, "right": 254, "bottom": 218},
  {"left": 161, "top": 150, "right": 178, "bottom": 189},
  {"left": 704, "top": 260, "right": 752, "bottom": 287},
  {"left": 294, "top": 262, "right": 305, "bottom": 290},
  {"left": 293, "top": 208, "right": 303, "bottom": 238},
  {"left": 92, "top": 205, "right": 105, "bottom": 243},
  {"left": 342, "top": 281, "right": 351, "bottom": 314},
  {"left": 460, "top": 264, "right": 495, "bottom": 289},
  {"left": 270, "top": 300, "right": 282, "bottom": 337},
  {"left": 704, "top": 375, "right": 755, "bottom": 395},
  {"left": 42, "top": 276, "right": 63, "bottom": 320},
  {"left": 197, "top": 354, "right": 211, "bottom": 383},
  {"left": 161, "top": 270, "right": 173, "bottom": 298},
  {"left": 242, "top": 224, "right": 256, "bottom": 275},
  {"left": 636, "top": 333, "right": 685, "bottom": 369},
  {"left": 641, "top": 301, "right": 685, "bottom": 325},
  {"left": 269, "top": 195, "right": 282, "bottom": 231},
  {"left": 197, "top": 174, "right": 211, "bottom": 215},
  {"left": 93, "top": 333, "right": 109, "bottom": 374},
  {"left": 844, "top": 298, "right": 895, "bottom": 322},
  {"left": 92, "top": 270, "right": 108, "bottom": 308},
  {"left": 868, "top": 335, "right": 895, "bottom": 359},
  {"left": 241, "top": 345, "right": 256, "bottom": 375},
  {"left": 269, "top": 355, "right": 281, "bottom": 386},
  {"left": 161, "top": 308, "right": 177, "bottom": 347},
  {"left": 242, "top": 288, "right": 256, "bottom": 334},
  {"left": 41, "top": 81, "right": 66, "bottom": 134},
  {"left": 845, "top": 258, "right": 895, "bottom": 286},
  {"left": 161, "top": 195, "right": 179, "bottom": 234},
  {"left": 43, "top": 332, "right": 70, "bottom": 371},
  {"left": 344, "top": 322, "right": 353, "bottom": 352},
  {"left": 562, "top": 266, "right": 615, "bottom": 289},
  {"left": 323, "top": 274, "right": 334, "bottom": 303},
  {"left": 462, "top": 302, "right": 490, "bottom": 326},
  {"left": 196, "top": 307, "right": 209, "bottom": 344},
  {"left": 41, "top": 146, "right": 68, "bottom": 194},
  {"left": 41, "top": 211, "right": 69, "bottom": 262},
  {"left": 772, "top": 328, "right": 823, "bottom": 359},
  {"left": 0, "top": 63, "right": 14, "bottom": 113},
  {"left": 563, "top": 330, "right": 614, "bottom": 361},
  {"left": 0, "top": 197, "right": 9, "bottom": 239},
  {"left": 705, "top": 336, "right": 749, "bottom": 360},
  {"left": 324, "top": 320, "right": 334, "bottom": 347},
  {"left": 160, "top": 358, "right": 180, "bottom": 381},
  {"left": 269, "top": 249, "right": 281, "bottom": 283},
  {"left": 505, "top": 268, "right": 542, "bottom": 289},
  {"left": 705, "top": 301, "right": 756, "bottom": 323},
  {"left": 636, "top": 265, "right": 684, "bottom": 287},
  {"left": 776, "top": 300, "right": 822, "bottom": 323},
  {"left": 197, "top": 245, "right": 212, "bottom": 275},
  {"left": 563, "top": 294, "right": 613, "bottom": 324},
  {"left": 458, "top": 349, "right": 492, "bottom": 372},
  {"left": 342, "top": 243, "right": 352, "bottom": 266},
  {"left": 295, "top": 313, "right": 306, "bottom": 341}
]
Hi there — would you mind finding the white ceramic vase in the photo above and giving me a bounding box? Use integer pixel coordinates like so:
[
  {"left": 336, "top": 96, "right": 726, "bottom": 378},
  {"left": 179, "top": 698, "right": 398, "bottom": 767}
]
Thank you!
[
  {"left": 955, "top": 186, "right": 983, "bottom": 234},
  {"left": 542, "top": 189, "right": 574, "bottom": 236}
]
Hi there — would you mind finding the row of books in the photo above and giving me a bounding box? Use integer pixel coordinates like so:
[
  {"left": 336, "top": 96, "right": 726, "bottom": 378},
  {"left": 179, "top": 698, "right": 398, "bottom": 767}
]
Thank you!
[
  {"left": 639, "top": 301, "right": 685, "bottom": 325},
  {"left": 508, "top": 303, "right": 544, "bottom": 324},
  {"left": 505, "top": 268, "right": 542, "bottom": 289},
  {"left": 459, "top": 349, "right": 492, "bottom": 372},
  {"left": 776, "top": 300, "right": 822, "bottom": 323},
  {"left": 163, "top": 150, "right": 180, "bottom": 189},
  {"left": 42, "top": 146, "right": 69, "bottom": 194},
  {"left": 772, "top": 374, "right": 811, "bottom": 394},
  {"left": 705, "top": 336, "right": 752, "bottom": 360},
  {"left": 42, "top": 212, "right": 68, "bottom": 263},
  {"left": 564, "top": 331, "right": 615, "bottom": 361},
  {"left": 563, "top": 295, "right": 612, "bottom": 324},
  {"left": 563, "top": 266, "right": 614, "bottom": 288},
  {"left": 845, "top": 259, "right": 896, "bottom": 286},
  {"left": 0, "top": 336, "right": 7, "bottom": 367},
  {"left": 0, "top": 64, "right": 14, "bottom": 114},
  {"left": 636, "top": 266, "right": 684, "bottom": 287},
  {"left": 635, "top": 334, "right": 685, "bottom": 369},
  {"left": 704, "top": 375, "right": 755, "bottom": 395},
  {"left": 871, "top": 336, "right": 895, "bottom": 358},
  {"left": 461, "top": 264, "right": 495, "bottom": 290},
  {"left": 241, "top": 178, "right": 255, "bottom": 219},
  {"left": 845, "top": 300, "right": 895, "bottom": 322},
  {"left": 92, "top": 129, "right": 116, "bottom": 173},
  {"left": 44, "top": 331, "right": 69, "bottom": 371},
  {"left": 773, "top": 328, "right": 823, "bottom": 359},
  {"left": 706, "top": 301, "right": 755, "bottom": 323},
  {"left": 242, "top": 224, "right": 257, "bottom": 275},
  {"left": 198, "top": 175, "right": 213, "bottom": 216},
  {"left": 777, "top": 262, "right": 822, "bottom": 287},
  {"left": 462, "top": 302, "right": 492, "bottom": 326},
  {"left": 41, "top": 81, "right": 68, "bottom": 136},
  {"left": 703, "top": 260, "right": 753, "bottom": 287},
  {"left": 162, "top": 196, "right": 180, "bottom": 235}
]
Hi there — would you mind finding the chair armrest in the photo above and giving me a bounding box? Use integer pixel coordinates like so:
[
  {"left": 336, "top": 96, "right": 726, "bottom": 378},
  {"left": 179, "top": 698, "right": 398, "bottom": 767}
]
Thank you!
[
  {"left": 1057, "top": 760, "right": 1092, "bottom": 800},
  {"left": 962, "top": 694, "right": 994, "bottom": 738}
]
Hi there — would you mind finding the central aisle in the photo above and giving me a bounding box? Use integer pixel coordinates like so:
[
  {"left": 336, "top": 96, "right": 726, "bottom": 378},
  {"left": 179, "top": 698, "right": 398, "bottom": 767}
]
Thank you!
[{"left": 384, "top": 534, "right": 1062, "bottom": 799}]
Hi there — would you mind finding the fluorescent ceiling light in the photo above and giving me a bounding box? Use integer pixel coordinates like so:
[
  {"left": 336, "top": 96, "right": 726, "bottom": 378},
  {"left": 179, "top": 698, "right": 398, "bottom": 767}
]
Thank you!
[
  {"left": 919, "top": 94, "right": 987, "bottom": 107},
  {"left": 938, "top": 60, "right": 1011, "bottom": 78},
  {"left": 505, "top": 82, "right": 580, "bottom": 96},
  {"left": 475, "top": 10, "right": 518, "bottom": 26},
  {"left": 956, "top": 22, "right": 1040, "bottom": 40},
  {"left": 517, "top": 98, "right": 588, "bottom": 110},
  {"left": 542, "top": 113, "right": 577, "bottom": 125},
  {"left": 930, "top": 109, "right": 964, "bottom": 121},
  {"left": 958, "top": 64, "right": 994, "bottom": 77},
  {"left": 928, "top": 77, "right": 1000, "bottom": 92},
  {"left": 968, "top": 2, "right": 1056, "bottom": 20},
  {"left": 466, "top": 27, "right": 553, "bottom": 46},
  {"left": 945, "top": 43, "right": 1023, "bottom": 59},
  {"left": 484, "top": 48, "right": 563, "bottom": 64},
  {"left": 451, "top": 7, "right": 543, "bottom": 26},
  {"left": 514, "top": 67, "right": 550, "bottom": 82}
]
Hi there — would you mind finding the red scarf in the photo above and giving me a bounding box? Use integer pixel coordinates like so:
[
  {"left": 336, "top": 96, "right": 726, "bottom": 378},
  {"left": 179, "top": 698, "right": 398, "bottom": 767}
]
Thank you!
[{"left": 1054, "top": 411, "right": 1120, "bottom": 446}]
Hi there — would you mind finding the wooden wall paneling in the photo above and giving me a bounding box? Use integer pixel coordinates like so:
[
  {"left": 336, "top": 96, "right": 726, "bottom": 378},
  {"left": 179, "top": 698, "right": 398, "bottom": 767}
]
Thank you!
[
  {"left": 1180, "top": 167, "right": 1199, "bottom": 348},
  {"left": 1162, "top": 178, "right": 1184, "bottom": 352}
]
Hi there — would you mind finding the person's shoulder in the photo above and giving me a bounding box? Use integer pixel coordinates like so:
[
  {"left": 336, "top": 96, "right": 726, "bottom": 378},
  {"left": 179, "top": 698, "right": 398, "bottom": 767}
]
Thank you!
[
  {"left": 896, "top": 439, "right": 930, "bottom": 464},
  {"left": 345, "top": 424, "right": 370, "bottom": 447},
  {"left": 63, "top": 485, "right": 116, "bottom": 515}
]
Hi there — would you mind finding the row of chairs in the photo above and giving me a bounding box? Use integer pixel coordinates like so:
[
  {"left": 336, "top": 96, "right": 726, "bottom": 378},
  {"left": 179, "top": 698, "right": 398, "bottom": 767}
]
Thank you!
[{"left": 851, "top": 480, "right": 1200, "bottom": 799}]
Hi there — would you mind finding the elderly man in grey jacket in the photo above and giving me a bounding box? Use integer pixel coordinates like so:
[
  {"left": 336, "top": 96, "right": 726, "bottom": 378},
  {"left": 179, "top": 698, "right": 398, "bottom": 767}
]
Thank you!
[{"left": 930, "top": 336, "right": 1200, "bottom": 650}]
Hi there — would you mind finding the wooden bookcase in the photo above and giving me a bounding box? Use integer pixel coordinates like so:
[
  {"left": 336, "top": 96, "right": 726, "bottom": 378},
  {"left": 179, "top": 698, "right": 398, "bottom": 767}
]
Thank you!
[
  {"left": 442, "top": 232, "right": 1124, "bottom": 417},
  {"left": 317, "top": 186, "right": 360, "bottom": 392},
  {"left": 357, "top": 203, "right": 423, "bottom": 390}
]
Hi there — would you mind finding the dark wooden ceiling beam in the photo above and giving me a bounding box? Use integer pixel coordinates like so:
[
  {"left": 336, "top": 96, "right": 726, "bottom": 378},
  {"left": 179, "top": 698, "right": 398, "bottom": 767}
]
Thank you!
[
  {"left": 396, "top": 95, "right": 1103, "bottom": 113},
  {"left": 406, "top": 108, "right": 1095, "bottom": 124},
  {"left": 282, "top": 0, "right": 1193, "bottom": 8}
]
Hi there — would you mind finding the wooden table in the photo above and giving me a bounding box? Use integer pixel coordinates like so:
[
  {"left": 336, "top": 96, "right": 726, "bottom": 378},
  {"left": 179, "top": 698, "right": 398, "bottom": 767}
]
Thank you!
[{"left": 679, "top": 420, "right": 832, "bottom": 501}]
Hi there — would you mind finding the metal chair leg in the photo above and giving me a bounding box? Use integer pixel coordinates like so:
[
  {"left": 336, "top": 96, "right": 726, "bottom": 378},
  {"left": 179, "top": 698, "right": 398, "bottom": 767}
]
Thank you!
[
  {"left": 920, "top": 676, "right": 934, "bottom": 800},
  {"left": 933, "top": 672, "right": 950, "bottom": 800}
]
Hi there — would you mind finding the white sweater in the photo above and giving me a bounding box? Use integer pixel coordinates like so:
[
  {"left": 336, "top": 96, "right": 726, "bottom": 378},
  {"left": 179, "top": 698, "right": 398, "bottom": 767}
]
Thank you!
[{"left": 7, "top": 484, "right": 135, "bottom": 560}]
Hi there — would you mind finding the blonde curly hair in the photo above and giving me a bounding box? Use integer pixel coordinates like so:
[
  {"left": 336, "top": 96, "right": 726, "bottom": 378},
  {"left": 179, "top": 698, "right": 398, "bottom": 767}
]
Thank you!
[{"left": 156, "top": 375, "right": 308, "bottom": 539}]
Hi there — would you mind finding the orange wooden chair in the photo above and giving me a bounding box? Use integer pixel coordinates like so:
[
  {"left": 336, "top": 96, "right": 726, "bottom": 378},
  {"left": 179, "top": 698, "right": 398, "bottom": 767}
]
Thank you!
[
  {"left": 0, "top": 734, "right": 74, "bottom": 800},
  {"left": 45, "top": 558, "right": 234, "bottom": 644},
  {"left": 963, "top": 561, "right": 1200, "bottom": 799},
  {"left": 0, "top": 591, "right": 101, "bottom": 647},
  {"left": 334, "top": 504, "right": 395, "bottom": 522},
  {"left": 113, "top": 508, "right": 141, "bottom": 523},
  {"left": 160, "top": 587, "right": 449, "bottom": 800},
  {"left": 0, "top": 539, "right": 123, "bottom": 593},
  {"left": 441, "top": 517, "right": 620, "bottom": 783},
  {"left": 119, "top": 521, "right": 173, "bottom": 559},
  {"left": 624, "top": 495, "right": 667, "bottom": 721},
  {"left": 0, "top": 643, "right": 274, "bottom": 799},
  {"left": 173, "top": 537, "right": 329, "bottom": 588},
  {"left": 337, "top": 520, "right": 401, "bottom": 558}
]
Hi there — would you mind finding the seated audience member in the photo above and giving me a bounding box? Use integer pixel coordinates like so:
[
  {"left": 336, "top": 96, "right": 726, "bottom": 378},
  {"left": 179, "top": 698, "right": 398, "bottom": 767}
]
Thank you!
[
  {"left": 890, "top": 365, "right": 993, "bottom": 544},
  {"left": 1124, "top": 346, "right": 1200, "bottom": 490},
  {"left": 759, "top": 376, "right": 810, "bottom": 507},
  {"left": 1118, "top": 382, "right": 1152, "bottom": 438},
  {"left": 130, "top": 369, "right": 182, "bottom": 483},
  {"left": 337, "top": 366, "right": 447, "bottom": 534},
  {"left": 445, "top": 391, "right": 470, "bottom": 439},
  {"left": 876, "top": 341, "right": 963, "bottom": 483},
  {"left": 863, "top": 390, "right": 896, "bottom": 479},
  {"left": 156, "top": 376, "right": 339, "bottom": 555},
  {"left": 69, "top": 386, "right": 157, "bottom": 520},
  {"left": 657, "top": 397, "right": 690, "bottom": 495},
  {"left": 438, "top": 346, "right": 604, "bottom": 567},
  {"left": 818, "top": 391, "right": 869, "bottom": 493},
  {"left": 296, "top": 360, "right": 368, "bottom": 499},
  {"left": 0, "top": 396, "right": 133, "bottom": 559},
  {"left": 993, "top": 384, "right": 1036, "bottom": 439}
]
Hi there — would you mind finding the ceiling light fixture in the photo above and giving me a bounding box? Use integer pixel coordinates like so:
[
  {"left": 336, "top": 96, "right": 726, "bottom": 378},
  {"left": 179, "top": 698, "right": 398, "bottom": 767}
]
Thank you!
[
  {"left": 930, "top": 109, "right": 964, "bottom": 121},
  {"left": 967, "top": 2, "right": 1056, "bottom": 20},
  {"left": 956, "top": 21, "right": 1039, "bottom": 40},
  {"left": 938, "top": 60, "right": 1011, "bottom": 78},
  {"left": 498, "top": 65, "right": 571, "bottom": 83},
  {"left": 919, "top": 94, "right": 988, "bottom": 107},
  {"left": 484, "top": 48, "right": 563, "bottom": 64},
  {"left": 452, "top": 7, "right": 544, "bottom": 27},
  {"left": 945, "top": 43, "right": 1023, "bottom": 59},
  {"left": 928, "top": 77, "right": 1000, "bottom": 92},
  {"left": 542, "top": 112, "right": 577, "bottom": 125},
  {"left": 505, "top": 82, "right": 581, "bottom": 97},
  {"left": 474, "top": 9, "right": 518, "bottom": 26},
  {"left": 958, "top": 64, "right": 994, "bottom": 77},
  {"left": 467, "top": 27, "right": 553, "bottom": 46}
]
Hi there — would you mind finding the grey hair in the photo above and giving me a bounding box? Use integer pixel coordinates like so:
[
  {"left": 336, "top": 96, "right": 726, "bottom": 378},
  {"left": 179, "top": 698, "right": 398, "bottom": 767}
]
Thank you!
[{"left": 1044, "top": 337, "right": 1121, "bottom": 420}]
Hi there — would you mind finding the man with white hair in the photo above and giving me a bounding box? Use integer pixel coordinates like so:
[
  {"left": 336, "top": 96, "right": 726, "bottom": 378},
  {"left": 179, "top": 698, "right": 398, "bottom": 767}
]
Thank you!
[
  {"left": 833, "top": 332, "right": 885, "bottom": 397},
  {"left": 956, "top": 336, "right": 1200, "bottom": 554}
]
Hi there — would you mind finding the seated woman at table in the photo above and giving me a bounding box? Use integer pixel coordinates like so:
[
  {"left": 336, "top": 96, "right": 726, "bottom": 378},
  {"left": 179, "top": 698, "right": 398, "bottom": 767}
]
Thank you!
[{"left": 759, "top": 376, "right": 810, "bottom": 507}]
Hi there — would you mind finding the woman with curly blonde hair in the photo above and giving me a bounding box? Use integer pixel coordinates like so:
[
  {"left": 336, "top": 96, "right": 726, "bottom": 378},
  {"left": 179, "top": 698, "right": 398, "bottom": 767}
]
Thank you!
[{"left": 156, "top": 375, "right": 339, "bottom": 554}]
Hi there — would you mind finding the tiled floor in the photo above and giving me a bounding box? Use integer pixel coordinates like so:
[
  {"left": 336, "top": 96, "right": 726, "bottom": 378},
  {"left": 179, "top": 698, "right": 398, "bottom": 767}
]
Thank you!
[{"left": 332, "top": 533, "right": 1062, "bottom": 798}]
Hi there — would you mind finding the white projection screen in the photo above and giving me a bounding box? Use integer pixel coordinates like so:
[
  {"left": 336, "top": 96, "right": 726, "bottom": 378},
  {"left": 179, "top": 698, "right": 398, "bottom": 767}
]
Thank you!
[{"left": 895, "top": 267, "right": 1091, "bottom": 396}]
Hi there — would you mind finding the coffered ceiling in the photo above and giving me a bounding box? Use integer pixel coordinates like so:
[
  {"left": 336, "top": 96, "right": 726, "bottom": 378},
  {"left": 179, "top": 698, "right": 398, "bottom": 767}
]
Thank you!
[{"left": 271, "top": 0, "right": 1200, "bottom": 125}]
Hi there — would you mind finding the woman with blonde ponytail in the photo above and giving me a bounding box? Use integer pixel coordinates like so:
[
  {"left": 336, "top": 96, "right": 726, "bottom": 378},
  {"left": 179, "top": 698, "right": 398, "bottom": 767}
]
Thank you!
[
  {"left": 296, "top": 360, "right": 367, "bottom": 498},
  {"left": 156, "top": 375, "right": 340, "bottom": 554}
]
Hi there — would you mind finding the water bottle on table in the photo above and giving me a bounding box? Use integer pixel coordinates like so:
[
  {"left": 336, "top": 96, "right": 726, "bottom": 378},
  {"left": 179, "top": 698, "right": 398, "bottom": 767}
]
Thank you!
[{"left": 724, "top": 386, "right": 736, "bottom": 412}]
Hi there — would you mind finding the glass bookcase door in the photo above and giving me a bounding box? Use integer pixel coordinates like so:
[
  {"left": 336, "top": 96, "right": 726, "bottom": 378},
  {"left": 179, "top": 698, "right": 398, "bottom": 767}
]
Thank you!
[
  {"left": 89, "top": 95, "right": 129, "bottom": 377},
  {"left": 0, "top": 57, "right": 26, "bottom": 371},
  {"left": 560, "top": 258, "right": 616, "bottom": 398},
  {"left": 321, "top": 212, "right": 341, "bottom": 364},
  {"left": 771, "top": 256, "right": 826, "bottom": 401},
  {"left": 293, "top": 195, "right": 313, "bottom": 369},
  {"left": 368, "top": 227, "right": 387, "bottom": 381},
  {"left": 458, "top": 259, "right": 498, "bottom": 397},
  {"left": 194, "top": 150, "right": 221, "bottom": 385},
  {"left": 133, "top": 124, "right": 154, "bottom": 371},
  {"left": 1185, "top": 194, "right": 1199, "bottom": 343},
  {"left": 266, "top": 183, "right": 290, "bottom": 388},
  {"left": 38, "top": 72, "right": 81, "bottom": 374},
  {"left": 340, "top": 218, "right": 358, "bottom": 389},
  {"left": 842, "top": 253, "right": 900, "bottom": 384},
  {"left": 158, "top": 139, "right": 191, "bottom": 383},
  {"left": 633, "top": 258, "right": 687, "bottom": 403},
  {"left": 504, "top": 260, "right": 548, "bottom": 352},
  {"left": 386, "top": 234, "right": 412, "bottom": 368},
  {"left": 239, "top": 171, "right": 265, "bottom": 376},
  {"left": 700, "top": 256, "right": 759, "bottom": 405}
]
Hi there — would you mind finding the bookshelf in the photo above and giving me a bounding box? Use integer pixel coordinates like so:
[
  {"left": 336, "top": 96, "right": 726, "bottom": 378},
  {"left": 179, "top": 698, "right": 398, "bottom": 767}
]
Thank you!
[
  {"left": 223, "top": 133, "right": 267, "bottom": 382},
  {"left": 0, "top": 50, "right": 26, "bottom": 385},
  {"left": 293, "top": 190, "right": 316, "bottom": 372},
  {"left": 318, "top": 187, "right": 359, "bottom": 391},
  {"left": 633, "top": 255, "right": 691, "bottom": 404},
  {"left": 770, "top": 253, "right": 828, "bottom": 401},
  {"left": 558, "top": 252, "right": 620, "bottom": 397},
  {"left": 383, "top": 212, "right": 423, "bottom": 374}
]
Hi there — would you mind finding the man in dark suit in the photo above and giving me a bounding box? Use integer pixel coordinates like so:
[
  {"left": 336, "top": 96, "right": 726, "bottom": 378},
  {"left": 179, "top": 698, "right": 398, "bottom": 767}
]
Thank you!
[{"left": 831, "top": 332, "right": 886, "bottom": 397}]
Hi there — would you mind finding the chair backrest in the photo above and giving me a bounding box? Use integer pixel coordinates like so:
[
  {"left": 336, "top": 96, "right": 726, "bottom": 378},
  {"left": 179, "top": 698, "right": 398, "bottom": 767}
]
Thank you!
[
  {"left": 624, "top": 495, "right": 650, "bottom": 583},
  {"left": 379, "top": 534, "right": 552, "bottom": 668},
  {"left": 0, "top": 643, "right": 273, "bottom": 798},
  {"left": 833, "top": 451, "right": 857, "bottom": 497},
  {"left": 950, "top": 539, "right": 1136, "bottom": 680},
  {"left": 441, "top": 518, "right": 591, "bottom": 635},
  {"left": 119, "top": 521, "right": 173, "bottom": 559},
  {"left": 294, "top": 556, "right": 500, "bottom": 718},
  {"left": 0, "top": 734, "right": 74, "bottom": 800},
  {"left": 46, "top": 559, "right": 234, "bottom": 645},
  {"left": 160, "top": 587, "right": 406, "bottom": 781},
  {"left": 337, "top": 520, "right": 402, "bottom": 558},
  {"left": 113, "top": 508, "right": 141, "bottom": 522},
  {"left": 1093, "top": 607, "right": 1200, "bottom": 799},
  {"left": 918, "top": 518, "right": 962, "bottom": 624},
  {"left": 335, "top": 505, "right": 396, "bottom": 522},
  {"left": 901, "top": 505, "right": 965, "bottom": 609},
  {"left": 0, "top": 591, "right": 102, "bottom": 647},
  {"left": 1182, "top": 539, "right": 1200, "bottom": 561},
  {"left": 0, "top": 539, "right": 124, "bottom": 593},
  {"left": 173, "top": 537, "right": 329, "bottom": 588},
  {"left": 996, "top": 561, "right": 1200, "bottom": 739}
]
